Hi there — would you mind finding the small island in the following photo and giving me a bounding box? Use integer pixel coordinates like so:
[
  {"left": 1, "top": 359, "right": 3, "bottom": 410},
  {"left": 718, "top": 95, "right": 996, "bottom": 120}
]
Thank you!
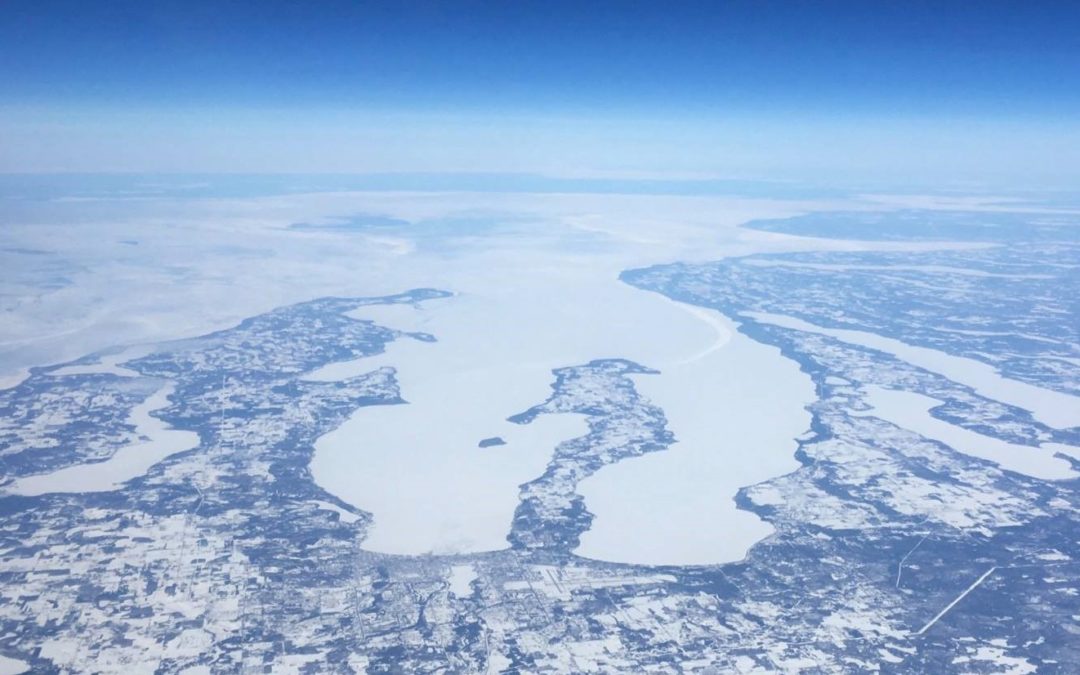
[{"left": 477, "top": 436, "right": 506, "bottom": 448}]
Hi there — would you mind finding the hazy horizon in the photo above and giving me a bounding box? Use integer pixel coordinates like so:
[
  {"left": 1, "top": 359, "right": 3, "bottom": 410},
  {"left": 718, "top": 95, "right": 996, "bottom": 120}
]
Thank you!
[{"left": 3, "top": 1, "right": 1080, "bottom": 185}]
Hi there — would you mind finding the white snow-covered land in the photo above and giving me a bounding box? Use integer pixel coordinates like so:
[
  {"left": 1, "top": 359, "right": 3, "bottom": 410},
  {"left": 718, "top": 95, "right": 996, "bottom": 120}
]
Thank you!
[
  {"left": 5, "top": 188, "right": 1071, "bottom": 566},
  {"left": 3, "top": 182, "right": 1079, "bottom": 673}
]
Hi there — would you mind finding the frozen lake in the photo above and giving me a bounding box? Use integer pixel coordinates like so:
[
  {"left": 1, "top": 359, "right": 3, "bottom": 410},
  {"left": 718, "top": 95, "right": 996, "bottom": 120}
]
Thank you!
[{"left": 9, "top": 382, "right": 199, "bottom": 496}]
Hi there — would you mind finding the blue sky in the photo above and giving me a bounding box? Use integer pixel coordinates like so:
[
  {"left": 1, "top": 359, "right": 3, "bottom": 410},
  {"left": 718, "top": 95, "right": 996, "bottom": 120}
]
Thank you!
[{"left": 2, "top": 1, "right": 1078, "bottom": 185}]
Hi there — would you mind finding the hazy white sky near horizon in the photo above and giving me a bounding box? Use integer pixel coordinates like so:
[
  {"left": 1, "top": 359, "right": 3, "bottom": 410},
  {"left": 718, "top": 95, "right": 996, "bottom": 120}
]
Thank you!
[{"left": 3, "top": 106, "right": 1080, "bottom": 188}]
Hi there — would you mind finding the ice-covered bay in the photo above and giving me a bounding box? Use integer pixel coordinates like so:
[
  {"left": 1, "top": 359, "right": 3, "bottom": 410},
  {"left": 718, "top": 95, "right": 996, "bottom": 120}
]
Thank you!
[
  {"left": 857, "top": 385, "right": 1078, "bottom": 481},
  {"left": 47, "top": 345, "right": 152, "bottom": 378},
  {"left": 311, "top": 327, "right": 590, "bottom": 555},
  {"left": 9, "top": 382, "right": 198, "bottom": 496},
  {"left": 311, "top": 252, "right": 815, "bottom": 561},
  {"left": 576, "top": 302, "right": 815, "bottom": 566},
  {"left": 746, "top": 311, "right": 1080, "bottom": 430}
]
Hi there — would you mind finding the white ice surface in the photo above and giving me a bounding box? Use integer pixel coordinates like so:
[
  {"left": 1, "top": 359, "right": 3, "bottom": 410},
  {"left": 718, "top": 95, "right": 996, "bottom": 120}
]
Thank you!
[
  {"left": 311, "top": 298, "right": 593, "bottom": 555},
  {"left": 0, "top": 655, "right": 29, "bottom": 675},
  {"left": 312, "top": 500, "right": 362, "bottom": 524},
  {"left": 47, "top": 345, "right": 153, "bottom": 378},
  {"left": 313, "top": 275, "right": 815, "bottom": 562},
  {"left": 0, "top": 369, "right": 29, "bottom": 391},
  {"left": 8, "top": 383, "right": 199, "bottom": 496},
  {"left": 746, "top": 312, "right": 1080, "bottom": 430},
  {"left": 856, "top": 385, "right": 1078, "bottom": 481},
  {"left": 576, "top": 303, "right": 814, "bottom": 566}
]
